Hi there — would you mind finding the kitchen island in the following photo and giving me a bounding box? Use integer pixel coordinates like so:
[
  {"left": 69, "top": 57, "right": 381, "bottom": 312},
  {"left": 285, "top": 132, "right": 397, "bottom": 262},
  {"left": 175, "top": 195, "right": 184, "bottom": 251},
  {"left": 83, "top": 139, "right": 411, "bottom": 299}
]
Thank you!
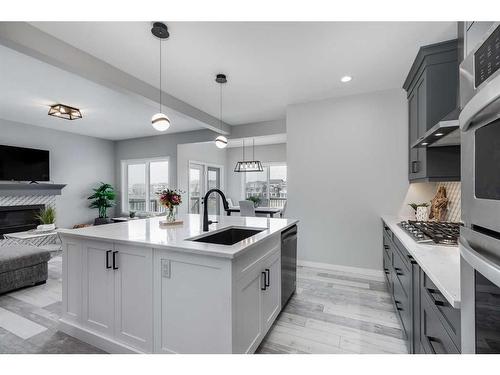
[{"left": 57, "top": 214, "right": 298, "bottom": 354}]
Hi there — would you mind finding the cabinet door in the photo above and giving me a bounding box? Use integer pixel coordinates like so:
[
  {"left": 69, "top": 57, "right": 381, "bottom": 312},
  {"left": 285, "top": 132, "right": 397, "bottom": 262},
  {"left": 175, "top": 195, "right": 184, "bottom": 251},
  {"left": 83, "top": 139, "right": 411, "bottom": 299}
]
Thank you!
[
  {"left": 82, "top": 241, "right": 115, "bottom": 335},
  {"left": 235, "top": 267, "right": 264, "bottom": 353},
  {"left": 261, "top": 250, "right": 281, "bottom": 333},
  {"left": 114, "top": 244, "right": 153, "bottom": 352},
  {"left": 408, "top": 90, "right": 420, "bottom": 180},
  {"left": 415, "top": 75, "right": 427, "bottom": 179},
  {"left": 62, "top": 238, "right": 83, "bottom": 324}
]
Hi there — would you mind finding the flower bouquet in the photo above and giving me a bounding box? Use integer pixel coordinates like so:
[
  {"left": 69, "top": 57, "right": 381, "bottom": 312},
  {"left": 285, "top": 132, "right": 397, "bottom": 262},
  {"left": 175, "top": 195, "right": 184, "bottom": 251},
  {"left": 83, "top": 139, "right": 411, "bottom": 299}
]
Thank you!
[{"left": 158, "top": 188, "right": 183, "bottom": 223}]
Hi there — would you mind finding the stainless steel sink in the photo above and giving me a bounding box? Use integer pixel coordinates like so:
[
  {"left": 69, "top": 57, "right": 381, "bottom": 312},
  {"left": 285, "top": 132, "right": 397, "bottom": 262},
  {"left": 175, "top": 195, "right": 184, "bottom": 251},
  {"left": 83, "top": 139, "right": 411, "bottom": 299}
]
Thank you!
[{"left": 190, "top": 227, "right": 264, "bottom": 246}]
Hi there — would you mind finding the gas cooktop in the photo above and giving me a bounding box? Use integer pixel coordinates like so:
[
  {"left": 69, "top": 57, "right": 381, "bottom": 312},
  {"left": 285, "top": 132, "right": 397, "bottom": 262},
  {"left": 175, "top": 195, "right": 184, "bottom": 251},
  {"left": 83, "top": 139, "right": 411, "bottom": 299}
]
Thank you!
[{"left": 398, "top": 220, "right": 460, "bottom": 246}]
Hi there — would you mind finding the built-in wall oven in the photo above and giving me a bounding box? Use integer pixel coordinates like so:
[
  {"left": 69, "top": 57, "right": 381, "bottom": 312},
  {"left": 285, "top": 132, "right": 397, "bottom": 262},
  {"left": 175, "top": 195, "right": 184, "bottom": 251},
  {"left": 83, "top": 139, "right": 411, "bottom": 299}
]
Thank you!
[{"left": 459, "top": 22, "right": 500, "bottom": 354}]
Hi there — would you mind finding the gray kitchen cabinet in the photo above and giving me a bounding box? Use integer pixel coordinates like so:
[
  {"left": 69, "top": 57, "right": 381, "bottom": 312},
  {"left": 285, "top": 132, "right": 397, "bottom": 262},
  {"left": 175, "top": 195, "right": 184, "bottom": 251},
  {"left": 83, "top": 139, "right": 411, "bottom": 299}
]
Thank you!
[
  {"left": 381, "top": 221, "right": 461, "bottom": 354},
  {"left": 403, "top": 39, "right": 461, "bottom": 182}
]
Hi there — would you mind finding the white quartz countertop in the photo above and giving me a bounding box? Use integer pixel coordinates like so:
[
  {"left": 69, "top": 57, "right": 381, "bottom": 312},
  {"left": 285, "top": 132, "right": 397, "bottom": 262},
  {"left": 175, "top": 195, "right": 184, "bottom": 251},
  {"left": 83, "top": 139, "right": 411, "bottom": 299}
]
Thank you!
[
  {"left": 58, "top": 214, "right": 298, "bottom": 259},
  {"left": 381, "top": 215, "right": 460, "bottom": 308}
]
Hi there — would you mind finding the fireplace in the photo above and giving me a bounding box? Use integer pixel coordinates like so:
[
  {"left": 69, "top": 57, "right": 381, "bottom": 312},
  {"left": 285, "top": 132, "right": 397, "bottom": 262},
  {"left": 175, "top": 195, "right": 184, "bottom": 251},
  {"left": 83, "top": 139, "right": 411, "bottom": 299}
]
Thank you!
[{"left": 0, "top": 205, "right": 44, "bottom": 239}]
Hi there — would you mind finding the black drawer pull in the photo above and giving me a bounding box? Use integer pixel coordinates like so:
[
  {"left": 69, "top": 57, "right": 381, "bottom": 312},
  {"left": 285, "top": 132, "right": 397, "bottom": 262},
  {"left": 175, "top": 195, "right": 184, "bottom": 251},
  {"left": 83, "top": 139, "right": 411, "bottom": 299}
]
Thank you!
[
  {"left": 261, "top": 271, "right": 267, "bottom": 291},
  {"left": 394, "top": 267, "right": 404, "bottom": 276},
  {"left": 407, "top": 255, "right": 417, "bottom": 264},
  {"left": 106, "top": 250, "right": 111, "bottom": 269},
  {"left": 112, "top": 251, "right": 119, "bottom": 270},
  {"left": 384, "top": 245, "right": 390, "bottom": 250},
  {"left": 427, "top": 288, "right": 448, "bottom": 307},
  {"left": 265, "top": 268, "right": 270, "bottom": 287},
  {"left": 394, "top": 300, "right": 404, "bottom": 311}
]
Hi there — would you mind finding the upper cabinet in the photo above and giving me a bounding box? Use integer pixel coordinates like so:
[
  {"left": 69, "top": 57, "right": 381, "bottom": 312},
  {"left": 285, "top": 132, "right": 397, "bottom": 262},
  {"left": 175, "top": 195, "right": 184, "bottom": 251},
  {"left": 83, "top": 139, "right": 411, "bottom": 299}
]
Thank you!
[{"left": 403, "top": 40, "right": 461, "bottom": 182}]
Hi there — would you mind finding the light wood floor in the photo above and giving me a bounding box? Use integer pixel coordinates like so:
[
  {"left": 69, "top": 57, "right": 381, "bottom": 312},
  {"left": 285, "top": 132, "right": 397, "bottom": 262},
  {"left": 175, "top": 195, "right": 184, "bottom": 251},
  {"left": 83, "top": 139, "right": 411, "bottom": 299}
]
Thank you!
[
  {"left": 0, "top": 257, "right": 407, "bottom": 354},
  {"left": 256, "top": 264, "right": 408, "bottom": 354}
]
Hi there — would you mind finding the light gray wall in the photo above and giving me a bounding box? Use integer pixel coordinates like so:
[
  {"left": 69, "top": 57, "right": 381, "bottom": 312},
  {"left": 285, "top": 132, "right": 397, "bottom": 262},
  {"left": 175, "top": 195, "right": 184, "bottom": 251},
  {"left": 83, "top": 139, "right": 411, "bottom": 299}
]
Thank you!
[
  {"left": 177, "top": 141, "right": 227, "bottom": 215},
  {"left": 226, "top": 143, "right": 287, "bottom": 203},
  {"left": 286, "top": 89, "right": 408, "bottom": 270},
  {"left": 114, "top": 129, "right": 216, "bottom": 214},
  {"left": 0, "top": 119, "right": 115, "bottom": 228}
]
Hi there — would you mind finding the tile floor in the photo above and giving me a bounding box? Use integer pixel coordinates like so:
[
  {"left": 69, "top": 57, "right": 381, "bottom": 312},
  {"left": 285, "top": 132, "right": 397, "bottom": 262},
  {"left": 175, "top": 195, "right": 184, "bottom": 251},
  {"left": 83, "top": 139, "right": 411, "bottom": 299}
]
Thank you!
[{"left": 0, "top": 256, "right": 407, "bottom": 354}]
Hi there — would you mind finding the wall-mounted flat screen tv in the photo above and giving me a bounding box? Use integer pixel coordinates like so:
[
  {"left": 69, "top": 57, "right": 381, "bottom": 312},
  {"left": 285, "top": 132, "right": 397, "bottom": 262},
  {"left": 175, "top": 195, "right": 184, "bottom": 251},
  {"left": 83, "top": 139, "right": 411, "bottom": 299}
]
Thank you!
[{"left": 0, "top": 144, "right": 50, "bottom": 182}]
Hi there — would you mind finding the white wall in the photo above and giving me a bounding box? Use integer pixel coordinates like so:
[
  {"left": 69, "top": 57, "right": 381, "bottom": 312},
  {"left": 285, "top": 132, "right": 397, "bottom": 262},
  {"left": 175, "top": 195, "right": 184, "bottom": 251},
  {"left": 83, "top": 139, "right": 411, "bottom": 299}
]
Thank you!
[
  {"left": 226, "top": 143, "right": 287, "bottom": 203},
  {"left": 0, "top": 119, "right": 115, "bottom": 228},
  {"left": 177, "top": 141, "right": 227, "bottom": 214},
  {"left": 287, "top": 89, "right": 408, "bottom": 270}
]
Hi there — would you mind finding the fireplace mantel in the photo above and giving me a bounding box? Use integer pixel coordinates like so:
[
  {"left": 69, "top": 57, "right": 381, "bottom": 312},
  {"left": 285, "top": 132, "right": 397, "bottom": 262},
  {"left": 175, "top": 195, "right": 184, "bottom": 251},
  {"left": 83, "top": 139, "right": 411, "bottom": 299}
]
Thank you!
[{"left": 0, "top": 183, "right": 66, "bottom": 196}]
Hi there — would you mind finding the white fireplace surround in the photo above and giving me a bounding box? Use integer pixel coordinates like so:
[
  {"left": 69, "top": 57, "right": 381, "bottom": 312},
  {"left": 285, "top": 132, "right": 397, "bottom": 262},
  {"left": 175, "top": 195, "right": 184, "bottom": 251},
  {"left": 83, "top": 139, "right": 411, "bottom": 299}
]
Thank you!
[{"left": 0, "top": 183, "right": 66, "bottom": 246}]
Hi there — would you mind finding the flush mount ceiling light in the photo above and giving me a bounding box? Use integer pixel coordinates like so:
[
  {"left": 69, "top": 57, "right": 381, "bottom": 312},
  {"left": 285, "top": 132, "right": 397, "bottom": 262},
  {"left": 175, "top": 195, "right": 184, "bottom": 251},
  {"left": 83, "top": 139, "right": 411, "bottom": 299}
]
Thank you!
[
  {"left": 234, "top": 139, "right": 264, "bottom": 173},
  {"left": 435, "top": 133, "right": 444, "bottom": 137},
  {"left": 48, "top": 104, "right": 82, "bottom": 120},
  {"left": 340, "top": 75, "right": 352, "bottom": 83},
  {"left": 214, "top": 73, "right": 228, "bottom": 149},
  {"left": 151, "top": 22, "right": 171, "bottom": 132}
]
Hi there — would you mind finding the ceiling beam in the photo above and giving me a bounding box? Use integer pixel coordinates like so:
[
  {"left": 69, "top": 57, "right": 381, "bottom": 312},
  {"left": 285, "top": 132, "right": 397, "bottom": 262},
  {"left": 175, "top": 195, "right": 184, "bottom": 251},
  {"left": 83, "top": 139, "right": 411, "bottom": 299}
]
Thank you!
[{"left": 0, "top": 22, "right": 231, "bottom": 135}]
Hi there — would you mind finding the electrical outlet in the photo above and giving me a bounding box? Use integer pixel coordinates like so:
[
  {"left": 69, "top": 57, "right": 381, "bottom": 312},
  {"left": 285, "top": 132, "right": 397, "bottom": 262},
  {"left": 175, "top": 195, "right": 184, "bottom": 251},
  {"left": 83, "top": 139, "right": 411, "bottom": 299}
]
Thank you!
[{"left": 161, "top": 259, "right": 171, "bottom": 278}]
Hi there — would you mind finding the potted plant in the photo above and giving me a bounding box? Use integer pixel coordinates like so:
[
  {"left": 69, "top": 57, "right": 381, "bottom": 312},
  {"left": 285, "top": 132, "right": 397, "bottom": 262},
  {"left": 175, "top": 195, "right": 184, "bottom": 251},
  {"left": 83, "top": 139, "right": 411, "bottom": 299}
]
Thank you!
[
  {"left": 158, "top": 188, "right": 183, "bottom": 223},
  {"left": 88, "top": 182, "right": 116, "bottom": 225},
  {"left": 35, "top": 206, "right": 56, "bottom": 231},
  {"left": 247, "top": 196, "right": 262, "bottom": 208}
]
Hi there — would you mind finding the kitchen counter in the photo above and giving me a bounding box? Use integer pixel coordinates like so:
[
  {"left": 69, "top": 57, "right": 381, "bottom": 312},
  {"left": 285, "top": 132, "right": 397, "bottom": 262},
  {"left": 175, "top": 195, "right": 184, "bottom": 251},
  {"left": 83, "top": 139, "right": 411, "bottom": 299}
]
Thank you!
[
  {"left": 382, "top": 215, "right": 460, "bottom": 308},
  {"left": 58, "top": 214, "right": 298, "bottom": 259},
  {"left": 58, "top": 213, "right": 297, "bottom": 353}
]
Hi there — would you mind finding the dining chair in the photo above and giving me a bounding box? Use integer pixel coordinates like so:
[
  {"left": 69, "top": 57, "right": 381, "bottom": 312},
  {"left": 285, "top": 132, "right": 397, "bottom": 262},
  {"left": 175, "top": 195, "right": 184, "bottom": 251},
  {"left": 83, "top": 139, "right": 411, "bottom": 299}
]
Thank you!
[
  {"left": 239, "top": 200, "right": 256, "bottom": 217},
  {"left": 280, "top": 200, "right": 287, "bottom": 218}
]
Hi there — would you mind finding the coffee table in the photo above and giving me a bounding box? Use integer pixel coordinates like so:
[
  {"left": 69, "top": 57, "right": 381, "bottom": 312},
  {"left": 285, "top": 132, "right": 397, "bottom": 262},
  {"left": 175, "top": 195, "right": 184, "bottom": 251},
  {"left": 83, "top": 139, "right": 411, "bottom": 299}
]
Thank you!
[{"left": 3, "top": 229, "right": 62, "bottom": 255}]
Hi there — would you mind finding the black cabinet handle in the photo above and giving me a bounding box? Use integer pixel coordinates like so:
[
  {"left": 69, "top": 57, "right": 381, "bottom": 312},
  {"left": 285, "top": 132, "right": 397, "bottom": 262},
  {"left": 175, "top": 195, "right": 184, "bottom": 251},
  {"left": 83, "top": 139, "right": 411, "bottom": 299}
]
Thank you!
[
  {"left": 394, "top": 300, "right": 403, "bottom": 311},
  {"left": 407, "top": 255, "right": 417, "bottom": 264},
  {"left": 261, "top": 271, "right": 267, "bottom": 291},
  {"left": 112, "top": 251, "right": 119, "bottom": 270},
  {"left": 265, "top": 269, "right": 270, "bottom": 288},
  {"left": 394, "top": 267, "right": 404, "bottom": 276},
  {"left": 427, "top": 288, "right": 447, "bottom": 307},
  {"left": 106, "top": 250, "right": 112, "bottom": 269}
]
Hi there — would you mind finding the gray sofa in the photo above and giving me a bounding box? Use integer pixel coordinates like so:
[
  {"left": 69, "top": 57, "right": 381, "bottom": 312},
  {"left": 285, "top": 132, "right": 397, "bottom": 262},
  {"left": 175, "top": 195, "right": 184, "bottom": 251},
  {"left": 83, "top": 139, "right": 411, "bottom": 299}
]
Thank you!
[{"left": 0, "top": 246, "right": 50, "bottom": 294}]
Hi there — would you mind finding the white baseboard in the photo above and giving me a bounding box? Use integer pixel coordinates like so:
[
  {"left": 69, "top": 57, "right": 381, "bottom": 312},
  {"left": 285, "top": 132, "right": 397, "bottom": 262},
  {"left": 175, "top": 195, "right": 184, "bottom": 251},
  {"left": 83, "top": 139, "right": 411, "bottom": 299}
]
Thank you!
[
  {"left": 297, "top": 260, "right": 384, "bottom": 278},
  {"left": 58, "top": 319, "right": 143, "bottom": 354}
]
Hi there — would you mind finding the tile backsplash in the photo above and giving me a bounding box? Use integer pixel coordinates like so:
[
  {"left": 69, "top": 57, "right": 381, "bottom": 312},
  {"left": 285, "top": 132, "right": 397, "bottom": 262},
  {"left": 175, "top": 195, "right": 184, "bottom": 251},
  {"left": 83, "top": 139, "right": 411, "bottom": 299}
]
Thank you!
[{"left": 400, "top": 181, "right": 461, "bottom": 222}]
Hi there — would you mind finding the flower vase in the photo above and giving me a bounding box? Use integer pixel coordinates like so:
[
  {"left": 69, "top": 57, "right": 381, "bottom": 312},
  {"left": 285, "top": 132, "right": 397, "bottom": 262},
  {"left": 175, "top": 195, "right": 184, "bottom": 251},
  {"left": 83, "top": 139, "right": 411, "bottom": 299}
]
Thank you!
[
  {"left": 166, "top": 206, "right": 176, "bottom": 223},
  {"left": 416, "top": 206, "right": 429, "bottom": 221}
]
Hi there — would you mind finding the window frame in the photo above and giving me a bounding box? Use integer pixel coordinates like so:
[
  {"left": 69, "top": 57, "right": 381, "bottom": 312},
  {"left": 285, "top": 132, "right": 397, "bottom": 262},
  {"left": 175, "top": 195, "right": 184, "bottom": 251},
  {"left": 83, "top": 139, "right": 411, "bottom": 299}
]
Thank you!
[
  {"left": 121, "top": 156, "right": 170, "bottom": 214},
  {"left": 241, "top": 162, "right": 287, "bottom": 207}
]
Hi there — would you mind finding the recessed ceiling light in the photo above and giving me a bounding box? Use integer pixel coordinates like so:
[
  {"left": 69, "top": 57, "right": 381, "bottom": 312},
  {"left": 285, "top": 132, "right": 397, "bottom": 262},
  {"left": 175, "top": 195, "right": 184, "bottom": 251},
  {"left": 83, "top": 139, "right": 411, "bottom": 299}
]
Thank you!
[
  {"left": 435, "top": 133, "right": 444, "bottom": 136},
  {"left": 48, "top": 104, "right": 82, "bottom": 120},
  {"left": 421, "top": 142, "right": 428, "bottom": 146},
  {"left": 340, "top": 76, "right": 352, "bottom": 83}
]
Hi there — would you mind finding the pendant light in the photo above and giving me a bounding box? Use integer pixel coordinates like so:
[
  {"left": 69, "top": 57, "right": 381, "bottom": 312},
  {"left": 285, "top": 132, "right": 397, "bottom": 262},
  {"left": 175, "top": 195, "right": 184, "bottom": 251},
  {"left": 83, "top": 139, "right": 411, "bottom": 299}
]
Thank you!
[
  {"left": 151, "top": 22, "right": 171, "bottom": 132},
  {"left": 234, "top": 138, "right": 264, "bottom": 172},
  {"left": 214, "top": 73, "right": 228, "bottom": 148}
]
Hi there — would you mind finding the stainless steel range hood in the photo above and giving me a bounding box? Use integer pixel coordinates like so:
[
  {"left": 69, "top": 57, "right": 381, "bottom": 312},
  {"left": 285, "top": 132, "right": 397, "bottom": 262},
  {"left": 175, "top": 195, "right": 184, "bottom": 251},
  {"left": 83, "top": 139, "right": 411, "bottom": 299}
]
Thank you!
[{"left": 411, "top": 108, "right": 460, "bottom": 148}]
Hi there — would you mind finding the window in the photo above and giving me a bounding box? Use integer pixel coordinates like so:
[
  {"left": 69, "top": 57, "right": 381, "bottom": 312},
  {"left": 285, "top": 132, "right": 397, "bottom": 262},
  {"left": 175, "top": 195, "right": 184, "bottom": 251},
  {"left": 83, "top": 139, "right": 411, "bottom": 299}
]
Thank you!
[
  {"left": 122, "top": 158, "right": 169, "bottom": 213},
  {"left": 243, "top": 164, "right": 287, "bottom": 208}
]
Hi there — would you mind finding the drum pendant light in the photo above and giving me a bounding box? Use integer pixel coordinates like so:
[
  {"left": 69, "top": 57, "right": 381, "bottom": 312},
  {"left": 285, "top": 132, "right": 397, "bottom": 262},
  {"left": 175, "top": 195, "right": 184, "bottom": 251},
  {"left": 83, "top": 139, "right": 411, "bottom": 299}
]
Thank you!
[
  {"left": 214, "top": 73, "right": 228, "bottom": 148},
  {"left": 151, "top": 22, "right": 171, "bottom": 132}
]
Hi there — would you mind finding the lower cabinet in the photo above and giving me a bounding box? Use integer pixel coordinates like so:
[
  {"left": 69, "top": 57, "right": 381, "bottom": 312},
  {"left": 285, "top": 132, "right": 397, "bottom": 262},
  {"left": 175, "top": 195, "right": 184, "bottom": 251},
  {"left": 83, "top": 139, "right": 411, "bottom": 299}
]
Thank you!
[
  {"left": 381, "top": 221, "right": 461, "bottom": 354},
  {"left": 61, "top": 235, "right": 282, "bottom": 354},
  {"left": 81, "top": 241, "right": 154, "bottom": 352},
  {"left": 235, "top": 247, "right": 281, "bottom": 353}
]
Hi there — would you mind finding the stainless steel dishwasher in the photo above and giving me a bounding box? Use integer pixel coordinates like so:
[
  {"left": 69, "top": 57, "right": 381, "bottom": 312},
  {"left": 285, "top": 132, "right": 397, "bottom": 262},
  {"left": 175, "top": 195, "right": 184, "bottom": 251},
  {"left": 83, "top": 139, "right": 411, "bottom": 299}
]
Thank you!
[{"left": 281, "top": 225, "right": 297, "bottom": 307}]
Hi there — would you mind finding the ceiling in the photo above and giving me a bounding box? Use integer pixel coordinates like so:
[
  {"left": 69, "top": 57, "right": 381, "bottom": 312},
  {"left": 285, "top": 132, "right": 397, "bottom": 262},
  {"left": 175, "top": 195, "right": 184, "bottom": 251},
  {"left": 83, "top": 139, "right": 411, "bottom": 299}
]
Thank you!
[
  {"left": 0, "top": 44, "right": 205, "bottom": 140},
  {"left": 30, "top": 22, "right": 457, "bottom": 126}
]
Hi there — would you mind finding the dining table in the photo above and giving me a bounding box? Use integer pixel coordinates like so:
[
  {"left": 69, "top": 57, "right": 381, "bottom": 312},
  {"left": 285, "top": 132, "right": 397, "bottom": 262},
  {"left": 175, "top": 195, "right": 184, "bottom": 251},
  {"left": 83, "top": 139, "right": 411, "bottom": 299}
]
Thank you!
[{"left": 225, "top": 206, "right": 282, "bottom": 218}]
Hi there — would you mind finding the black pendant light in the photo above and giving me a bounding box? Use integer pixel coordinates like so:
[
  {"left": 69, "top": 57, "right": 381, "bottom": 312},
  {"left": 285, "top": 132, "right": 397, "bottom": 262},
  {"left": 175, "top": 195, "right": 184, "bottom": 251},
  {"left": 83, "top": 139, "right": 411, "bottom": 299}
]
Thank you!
[
  {"left": 214, "top": 73, "right": 228, "bottom": 148},
  {"left": 151, "top": 22, "right": 171, "bottom": 132},
  {"left": 234, "top": 138, "right": 264, "bottom": 172}
]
